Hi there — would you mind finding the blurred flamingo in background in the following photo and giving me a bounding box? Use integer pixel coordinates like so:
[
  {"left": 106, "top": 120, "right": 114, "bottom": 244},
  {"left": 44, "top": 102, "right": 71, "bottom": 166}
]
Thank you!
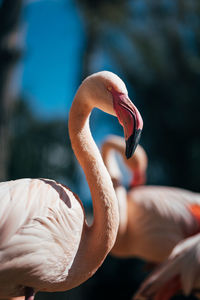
[
  {"left": 102, "top": 135, "right": 200, "bottom": 298},
  {"left": 0, "top": 71, "right": 143, "bottom": 300},
  {"left": 134, "top": 233, "right": 200, "bottom": 300},
  {"left": 101, "top": 135, "right": 148, "bottom": 251}
]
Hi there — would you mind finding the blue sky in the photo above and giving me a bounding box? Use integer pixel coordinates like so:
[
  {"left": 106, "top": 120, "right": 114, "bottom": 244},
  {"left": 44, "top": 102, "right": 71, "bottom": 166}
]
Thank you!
[{"left": 21, "top": 0, "right": 84, "bottom": 118}]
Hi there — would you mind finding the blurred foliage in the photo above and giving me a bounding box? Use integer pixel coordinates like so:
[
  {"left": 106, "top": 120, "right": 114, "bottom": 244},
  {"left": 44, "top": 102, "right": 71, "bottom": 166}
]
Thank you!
[
  {"left": 8, "top": 99, "right": 78, "bottom": 191},
  {"left": 75, "top": 0, "right": 126, "bottom": 79}
]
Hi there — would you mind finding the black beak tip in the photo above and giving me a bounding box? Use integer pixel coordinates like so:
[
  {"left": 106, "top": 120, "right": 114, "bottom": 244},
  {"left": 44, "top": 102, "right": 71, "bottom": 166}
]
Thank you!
[{"left": 125, "top": 129, "right": 142, "bottom": 159}]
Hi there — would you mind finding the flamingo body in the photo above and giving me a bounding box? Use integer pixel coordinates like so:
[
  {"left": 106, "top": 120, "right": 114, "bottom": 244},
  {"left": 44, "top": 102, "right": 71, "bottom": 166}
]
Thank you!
[{"left": 0, "top": 178, "right": 84, "bottom": 296}]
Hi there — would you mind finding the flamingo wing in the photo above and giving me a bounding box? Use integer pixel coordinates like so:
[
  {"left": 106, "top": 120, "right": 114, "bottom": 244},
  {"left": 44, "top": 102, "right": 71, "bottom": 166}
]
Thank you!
[{"left": 0, "top": 178, "right": 84, "bottom": 296}]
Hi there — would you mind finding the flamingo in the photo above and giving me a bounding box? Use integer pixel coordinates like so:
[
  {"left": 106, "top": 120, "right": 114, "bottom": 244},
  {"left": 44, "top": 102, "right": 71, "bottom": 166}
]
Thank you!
[
  {"left": 134, "top": 233, "right": 200, "bottom": 300},
  {"left": 101, "top": 135, "right": 200, "bottom": 298},
  {"left": 0, "top": 71, "right": 143, "bottom": 300}
]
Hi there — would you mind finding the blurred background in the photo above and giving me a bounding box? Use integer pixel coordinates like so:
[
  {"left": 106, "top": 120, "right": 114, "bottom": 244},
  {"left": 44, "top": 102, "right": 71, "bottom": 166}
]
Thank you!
[{"left": 0, "top": 0, "right": 200, "bottom": 299}]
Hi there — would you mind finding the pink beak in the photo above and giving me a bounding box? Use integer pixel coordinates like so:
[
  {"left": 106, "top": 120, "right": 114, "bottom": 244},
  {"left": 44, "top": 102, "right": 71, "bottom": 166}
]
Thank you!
[{"left": 111, "top": 88, "right": 143, "bottom": 159}]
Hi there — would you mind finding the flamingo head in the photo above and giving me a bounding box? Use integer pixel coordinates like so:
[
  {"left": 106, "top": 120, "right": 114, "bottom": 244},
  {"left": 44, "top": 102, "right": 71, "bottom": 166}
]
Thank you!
[
  {"left": 81, "top": 71, "right": 143, "bottom": 158},
  {"left": 109, "top": 87, "right": 143, "bottom": 159}
]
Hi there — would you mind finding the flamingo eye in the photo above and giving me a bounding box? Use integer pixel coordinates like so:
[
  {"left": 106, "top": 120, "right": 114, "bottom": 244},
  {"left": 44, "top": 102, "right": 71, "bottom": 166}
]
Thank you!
[{"left": 107, "top": 86, "right": 112, "bottom": 91}]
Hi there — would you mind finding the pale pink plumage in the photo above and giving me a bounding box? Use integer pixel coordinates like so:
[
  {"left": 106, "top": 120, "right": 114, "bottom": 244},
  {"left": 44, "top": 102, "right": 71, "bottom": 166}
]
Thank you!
[
  {"left": 0, "top": 178, "right": 84, "bottom": 296},
  {"left": 0, "top": 72, "right": 143, "bottom": 299}
]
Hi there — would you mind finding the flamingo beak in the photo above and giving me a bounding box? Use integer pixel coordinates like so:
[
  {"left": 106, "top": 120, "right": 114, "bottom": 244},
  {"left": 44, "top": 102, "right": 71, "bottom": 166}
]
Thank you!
[
  {"left": 126, "top": 127, "right": 142, "bottom": 159},
  {"left": 111, "top": 89, "right": 143, "bottom": 159}
]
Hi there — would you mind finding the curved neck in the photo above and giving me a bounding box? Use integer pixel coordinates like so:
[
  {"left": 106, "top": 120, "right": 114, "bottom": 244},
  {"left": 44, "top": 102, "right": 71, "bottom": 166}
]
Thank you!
[
  {"left": 101, "top": 140, "right": 128, "bottom": 237},
  {"left": 67, "top": 95, "right": 119, "bottom": 288}
]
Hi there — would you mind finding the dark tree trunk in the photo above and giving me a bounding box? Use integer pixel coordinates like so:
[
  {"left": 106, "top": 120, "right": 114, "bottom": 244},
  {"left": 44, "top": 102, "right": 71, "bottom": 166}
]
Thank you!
[{"left": 0, "top": 0, "right": 23, "bottom": 180}]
